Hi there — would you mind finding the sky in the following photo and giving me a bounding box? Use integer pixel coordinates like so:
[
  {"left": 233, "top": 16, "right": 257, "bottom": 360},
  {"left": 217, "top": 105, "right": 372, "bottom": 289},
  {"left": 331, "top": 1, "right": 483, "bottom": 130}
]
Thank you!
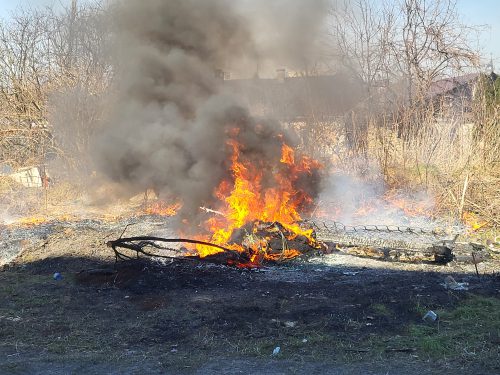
[
  {"left": 456, "top": 0, "right": 500, "bottom": 67},
  {"left": 0, "top": 0, "right": 498, "bottom": 69},
  {"left": 0, "top": 0, "right": 61, "bottom": 14}
]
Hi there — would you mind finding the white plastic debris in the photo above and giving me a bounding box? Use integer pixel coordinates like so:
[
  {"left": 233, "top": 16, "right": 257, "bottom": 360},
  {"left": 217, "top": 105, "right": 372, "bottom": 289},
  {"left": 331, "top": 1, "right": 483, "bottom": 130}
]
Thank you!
[
  {"left": 422, "top": 310, "right": 438, "bottom": 322},
  {"left": 272, "top": 346, "right": 281, "bottom": 356},
  {"left": 442, "top": 276, "right": 469, "bottom": 291}
]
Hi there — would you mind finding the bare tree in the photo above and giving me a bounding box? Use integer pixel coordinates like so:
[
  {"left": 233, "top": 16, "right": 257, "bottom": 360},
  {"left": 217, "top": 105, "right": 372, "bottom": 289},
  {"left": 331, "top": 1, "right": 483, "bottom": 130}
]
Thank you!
[
  {"left": 331, "top": 0, "right": 393, "bottom": 97},
  {"left": 328, "top": 0, "right": 485, "bottom": 189},
  {"left": 0, "top": 1, "right": 111, "bottom": 170},
  {"left": 0, "top": 7, "right": 52, "bottom": 167},
  {"left": 329, "top": 1, "right": 397, "bottom": 157},
  {"left": 331, "top": 0, "right": 479, "bottom": 102},
  {"left": 392, "top": 0, "right": 480, "bottom": 103}
]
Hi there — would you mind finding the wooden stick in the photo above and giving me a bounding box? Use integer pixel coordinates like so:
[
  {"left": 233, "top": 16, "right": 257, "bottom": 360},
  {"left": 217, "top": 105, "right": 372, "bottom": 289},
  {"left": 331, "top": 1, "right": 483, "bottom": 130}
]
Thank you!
[
  {"left": 471, "top": 252, "right": 480, "bottom": 278},
  {"left": 458, "top": 172, "right": 469, "bottom": 218},
  {"left": 200, "top": 206, "right": 225, "bottom": 216}
]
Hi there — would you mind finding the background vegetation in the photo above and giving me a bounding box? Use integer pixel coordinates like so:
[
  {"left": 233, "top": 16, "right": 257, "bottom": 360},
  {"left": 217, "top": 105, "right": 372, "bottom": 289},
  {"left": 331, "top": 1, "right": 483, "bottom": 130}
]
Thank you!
[{"left": 0, "top": 0, "right": 498, "bottom": 228}]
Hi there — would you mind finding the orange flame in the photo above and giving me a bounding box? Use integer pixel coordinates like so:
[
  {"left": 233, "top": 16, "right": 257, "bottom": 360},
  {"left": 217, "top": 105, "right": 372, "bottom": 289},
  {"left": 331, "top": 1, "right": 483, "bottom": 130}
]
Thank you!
[
  {"left": 10, "top": 214, "right": 76, "bottom": 226},
  {"left": 145, "top": 200, "right": 182, "bottom": 216},
  {"left": 383, "top": 191, "right": 433, "bottom": 217},
  {"left": 354, "top": 201, "right": 377, "bottom": 217},
  {"left": 462, "top": 211, "right": 488, "bottom": 232},
  {"left": 280, "top": 144, "right": 295, "bottom": 165},
  {"left": 193, "top": 135, "right": 322, "bottom": 266},
  {"left": 17, "top": 216, "right": 51, "bottom": 226}
]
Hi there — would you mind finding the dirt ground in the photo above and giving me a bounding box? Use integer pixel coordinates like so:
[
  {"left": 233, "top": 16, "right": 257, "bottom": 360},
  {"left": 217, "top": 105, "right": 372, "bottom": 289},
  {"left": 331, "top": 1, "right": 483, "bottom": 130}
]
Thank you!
[{"left": 1, "top": 216, "right": 499, "bottom": 375}]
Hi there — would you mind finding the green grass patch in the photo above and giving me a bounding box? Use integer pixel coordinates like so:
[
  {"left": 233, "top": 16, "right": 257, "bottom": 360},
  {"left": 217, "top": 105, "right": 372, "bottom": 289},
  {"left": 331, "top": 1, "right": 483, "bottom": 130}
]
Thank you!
[
  {"left": 394, "top": 295, "right": 500, "bottom": 363},
  {"left": 370, "top": 303, "right": 392, "bottom": 317}
]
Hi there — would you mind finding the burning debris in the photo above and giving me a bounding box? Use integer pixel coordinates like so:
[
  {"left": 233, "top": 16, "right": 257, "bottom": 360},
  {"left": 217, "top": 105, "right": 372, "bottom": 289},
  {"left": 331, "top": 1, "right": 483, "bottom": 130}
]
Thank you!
[
  {"left": 108, "top": 219, "right": 326, "bottom": 268},
  {"left": 228, "top": 220, "right": 324, "bottom": 261},
  {"left": 107, "top": 215, "right": 470, "bottom": 268},
  {"left": 188, "top": 136, "right": 322, "bottom": 262}
]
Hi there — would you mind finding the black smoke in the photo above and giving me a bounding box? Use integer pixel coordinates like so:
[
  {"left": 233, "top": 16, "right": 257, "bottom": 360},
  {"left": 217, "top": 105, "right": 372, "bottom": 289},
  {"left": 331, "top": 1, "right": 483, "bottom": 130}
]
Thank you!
[{"left": 94, "top": 0, "right": 329, "bottom": 224}]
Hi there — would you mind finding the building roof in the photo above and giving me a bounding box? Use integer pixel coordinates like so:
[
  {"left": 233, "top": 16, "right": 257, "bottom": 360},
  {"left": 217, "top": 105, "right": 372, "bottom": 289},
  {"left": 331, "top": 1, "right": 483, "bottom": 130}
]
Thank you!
[
  {"left": 223, "top": 74, "right": 365, "bottom": 120},
  {"left": 427, "top": 73, "right": 480, "bottom": 98}
]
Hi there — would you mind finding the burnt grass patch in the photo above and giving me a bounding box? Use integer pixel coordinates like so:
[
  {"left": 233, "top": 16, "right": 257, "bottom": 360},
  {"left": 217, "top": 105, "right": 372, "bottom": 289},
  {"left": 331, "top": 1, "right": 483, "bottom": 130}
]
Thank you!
[{"left": 1, "top": 256, "right": 499, "bottom": 374}]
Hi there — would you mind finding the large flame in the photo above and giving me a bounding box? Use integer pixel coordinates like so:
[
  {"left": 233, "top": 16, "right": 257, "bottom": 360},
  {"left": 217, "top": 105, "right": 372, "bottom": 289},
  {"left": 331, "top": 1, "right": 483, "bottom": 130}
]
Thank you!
[{"left": 192, "top": 132, "right": 322, "bottom": 265}]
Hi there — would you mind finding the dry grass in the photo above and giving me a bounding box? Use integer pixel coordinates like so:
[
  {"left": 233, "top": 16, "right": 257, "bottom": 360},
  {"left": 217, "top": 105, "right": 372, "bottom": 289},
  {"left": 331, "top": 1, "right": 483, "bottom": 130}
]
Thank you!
[{"left": 309, "top": 100, "right": 499, "bottom": 233}]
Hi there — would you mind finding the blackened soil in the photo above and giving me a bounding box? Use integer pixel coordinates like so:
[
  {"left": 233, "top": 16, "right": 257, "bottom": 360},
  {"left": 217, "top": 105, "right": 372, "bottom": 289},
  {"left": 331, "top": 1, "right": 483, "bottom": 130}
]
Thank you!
[
  {"left": 1, "top": 216, "right": 499, "bottom": 375},
  {"left": 1, "top": 253, "right": 499, "bottom": 375}
]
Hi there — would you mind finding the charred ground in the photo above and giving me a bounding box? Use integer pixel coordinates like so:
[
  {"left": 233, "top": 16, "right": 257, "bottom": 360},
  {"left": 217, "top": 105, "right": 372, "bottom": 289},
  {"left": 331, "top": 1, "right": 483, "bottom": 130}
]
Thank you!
[{"left": 0, "top": 216, "right": 499, "bottom": 374}]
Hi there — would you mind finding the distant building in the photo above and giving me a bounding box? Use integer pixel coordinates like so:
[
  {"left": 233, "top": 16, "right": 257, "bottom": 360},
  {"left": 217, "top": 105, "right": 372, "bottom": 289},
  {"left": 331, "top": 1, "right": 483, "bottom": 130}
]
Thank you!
[
  {"left": 427, "top": 72, "right": 498, "bottom": 119},
  {"left": 223, "top": 73, "right": 365, "bottom": 122}
]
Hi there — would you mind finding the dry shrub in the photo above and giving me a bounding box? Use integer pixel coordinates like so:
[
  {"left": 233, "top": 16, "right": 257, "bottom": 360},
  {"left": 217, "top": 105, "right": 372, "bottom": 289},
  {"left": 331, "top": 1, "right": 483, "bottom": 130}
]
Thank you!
[{"left": 308, "top": 77, "right": 499, "bottom": 230}]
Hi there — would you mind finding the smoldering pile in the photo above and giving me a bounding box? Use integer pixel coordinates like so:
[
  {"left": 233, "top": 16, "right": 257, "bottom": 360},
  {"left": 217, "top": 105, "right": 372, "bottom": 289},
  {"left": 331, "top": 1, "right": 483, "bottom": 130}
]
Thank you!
[{"left": 108, "top": 219, "right": 327, "bottom": 268}]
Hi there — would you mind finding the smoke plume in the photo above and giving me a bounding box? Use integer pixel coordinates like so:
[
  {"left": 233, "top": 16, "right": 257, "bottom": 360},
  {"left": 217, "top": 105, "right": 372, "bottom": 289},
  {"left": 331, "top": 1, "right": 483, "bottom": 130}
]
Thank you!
[
  {"left": 235, "top": 0, "right": 330, "bottom": 74},
  {"left": 94, "top": 0, "right": 329, "bottom": 223}
]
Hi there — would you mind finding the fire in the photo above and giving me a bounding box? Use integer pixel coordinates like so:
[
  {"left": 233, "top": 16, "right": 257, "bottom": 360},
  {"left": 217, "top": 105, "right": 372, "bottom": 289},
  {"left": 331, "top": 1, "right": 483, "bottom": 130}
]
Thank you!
[
  {"left": 12, "top": 214, "right": 75, "bottom": 226},
  {"left": 462, "top": 211, "right": 488, "bottom": 232},
  {"left": 17, "top": 216, "right": 49, "bottom": 226},
  {"left": 280, "top": 144, "right": 295, "bottom": 165},
  {"left": 383, "top": 191, "right": 433, "bottom": 217},
  {"left": 311, "top": 191, "right": 434, "bottom": 222},
  {"left": 193, "top": 133, "right": 322, "bottom": 266},
  {"left": 354, "top": 201, "right": 377, "bottom": 217},
  {"left": 145, "top": 200, "right": 182, "bottom": 216}
]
